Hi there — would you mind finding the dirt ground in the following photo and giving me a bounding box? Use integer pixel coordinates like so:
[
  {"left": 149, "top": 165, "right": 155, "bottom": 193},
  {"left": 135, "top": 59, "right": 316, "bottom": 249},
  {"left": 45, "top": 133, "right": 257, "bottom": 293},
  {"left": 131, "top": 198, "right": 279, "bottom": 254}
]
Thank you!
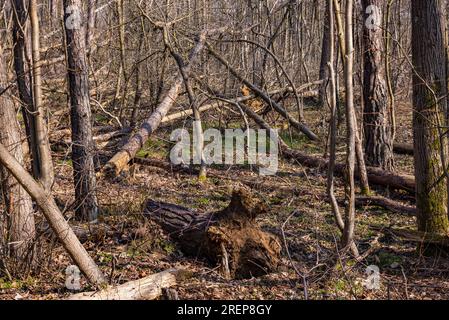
[{"left": 2, "top": 100, "right": 449, "bottom": 301}]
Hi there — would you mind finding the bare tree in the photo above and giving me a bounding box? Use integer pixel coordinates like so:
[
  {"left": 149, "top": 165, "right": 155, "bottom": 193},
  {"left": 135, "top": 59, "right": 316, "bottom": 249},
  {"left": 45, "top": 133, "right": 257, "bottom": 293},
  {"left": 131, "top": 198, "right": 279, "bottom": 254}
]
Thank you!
[{"left": 11, "top": 0, "right": 35, "bottom": 155}]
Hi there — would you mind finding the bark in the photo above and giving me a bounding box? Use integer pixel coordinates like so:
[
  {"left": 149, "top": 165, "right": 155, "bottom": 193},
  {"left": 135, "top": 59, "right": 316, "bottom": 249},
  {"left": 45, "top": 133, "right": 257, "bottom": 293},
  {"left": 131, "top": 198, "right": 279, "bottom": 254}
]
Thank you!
[
  {"left": 145, "top": 189, "right": 281, "bottom": 279},
  {"left": 0, "top": 45, "right": 35, "bottom": 264},
  {"left": 103, "top": 32, "right": 207, "bottom": 176},
  {"left": 68, "top": 269, "right": 188, "bottom": 300},
  {"left": 342, "top": 0, "right": 357, "bottom": 252},
  {"left": 411, "top": 0, "right": 449, "bottom": 235},
  {"left": 64, "top": 0, "right": 99, "bottom": 221},
  {"left": 362, "top": 0, "right": 394, "bottom": 170},
  {"left": 0, "top": 143, "right": 106, "bottom": 286},
  {"left": 29, "top": 0, "right": 54, "bottom": 190},
  {"left": 318, "top": 0, "right": 331, "bottom": 104},
  {"left": 11, "top": 0, "right": 35, "bottom": 158}
]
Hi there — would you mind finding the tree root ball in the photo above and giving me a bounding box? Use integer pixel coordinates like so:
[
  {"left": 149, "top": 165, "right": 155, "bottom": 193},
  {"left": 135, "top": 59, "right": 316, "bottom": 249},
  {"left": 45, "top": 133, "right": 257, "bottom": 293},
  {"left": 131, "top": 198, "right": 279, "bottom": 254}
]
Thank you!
[{"left": 145, "top": 188, "right": 282, "bottom": 279}]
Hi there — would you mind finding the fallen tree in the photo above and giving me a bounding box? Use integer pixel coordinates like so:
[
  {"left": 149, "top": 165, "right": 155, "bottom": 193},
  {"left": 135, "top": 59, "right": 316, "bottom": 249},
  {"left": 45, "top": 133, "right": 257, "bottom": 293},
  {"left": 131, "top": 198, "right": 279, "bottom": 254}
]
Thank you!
[
  {"left": 232, "top": 101, "right": 416, "bottom": 193},
  {"left": 68, "top": 269, "right": 188, "bottom": 300},
  {"left": 282, "top": 148, "right": 415, "bottom": 193},
  {"left": 375, "top": 227, "right": 449, "bottom": 248},
  {"left": 0, "top": 143, "right": 106, "bottom": 286},
  {"left": 353, "top": 196, "right": 416, "bottom": 215},
  {"left": 134, "top": 156, "right": 417, "bottom": 217},
  {"left": 394, "top": 143, "right": 414, "bottom": 155},
  {"left": 103, "top": 32, "right": 208, "bottom": 176},
  {"left": 145, "top": 188, "right": 281, "bottom": 279}
]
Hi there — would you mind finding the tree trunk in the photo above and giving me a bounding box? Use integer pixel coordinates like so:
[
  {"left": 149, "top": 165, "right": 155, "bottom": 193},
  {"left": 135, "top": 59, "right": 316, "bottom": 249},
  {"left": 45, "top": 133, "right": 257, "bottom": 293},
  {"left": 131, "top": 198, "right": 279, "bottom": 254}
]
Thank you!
[
  {"left": 11, "top": 0, "right": 36, "bottom": 159},
  {"left": 0, "top": 44, "right": 36, "bottom": 265},
  {"left": 29, "top": 0, "right": 54, "bottom": 190},
  {"left": 318, "top": 0, "right": 331, "bottom": 104},
  {"left": 64, "top": 0, "right": 99, "bottom": 221},
  {"left": 342, "top": 0, "right": 357, "bottom": 252},
  {"left": 362, "top": 0, "right": 394, "bottom": 170},
  {"left": 411, "top": 0, "right": 449, "bottom": 236}
]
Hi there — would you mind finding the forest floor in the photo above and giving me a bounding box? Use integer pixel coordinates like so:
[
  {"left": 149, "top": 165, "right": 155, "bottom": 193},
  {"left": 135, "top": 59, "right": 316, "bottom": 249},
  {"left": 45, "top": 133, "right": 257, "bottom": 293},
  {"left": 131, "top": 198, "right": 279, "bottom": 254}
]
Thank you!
[{"left": 2, "top": 100, "right": 449, "bottom": 300}]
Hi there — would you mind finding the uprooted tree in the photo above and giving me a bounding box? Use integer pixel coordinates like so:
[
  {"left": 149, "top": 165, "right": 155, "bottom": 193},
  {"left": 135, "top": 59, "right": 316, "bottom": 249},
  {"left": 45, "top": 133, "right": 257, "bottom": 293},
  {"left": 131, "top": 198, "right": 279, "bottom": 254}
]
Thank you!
[{"left": 145, "top": 188, "right": 281, "bottom": 279}]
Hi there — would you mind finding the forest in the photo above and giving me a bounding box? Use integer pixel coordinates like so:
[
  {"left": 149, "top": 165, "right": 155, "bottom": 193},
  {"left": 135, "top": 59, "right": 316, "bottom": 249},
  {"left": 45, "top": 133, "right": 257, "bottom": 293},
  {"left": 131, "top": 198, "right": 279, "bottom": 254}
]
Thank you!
[{"left": 0, "top": 0, "right": 448, "bottom": 301}]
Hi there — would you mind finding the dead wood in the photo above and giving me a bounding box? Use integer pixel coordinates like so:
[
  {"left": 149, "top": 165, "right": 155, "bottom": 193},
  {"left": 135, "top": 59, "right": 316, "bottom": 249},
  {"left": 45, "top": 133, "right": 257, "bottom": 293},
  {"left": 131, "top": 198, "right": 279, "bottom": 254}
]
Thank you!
[
  {"left": 103, "top": 33, "right": 208, "bottom": 176},
  {"left": 68, "top": 269, "right": 189, "bottom": 300},
  {"left": 144, "top": 188, "right": 281, "bottom": 279},
  {"left": 394, "top": 143, "right": 414, "bottom": 155},
  {"left": 376, "top": 227, "right": 449, "bottom": 248},
  {"left": 353, "top": 196, "right": 416, "bottom": 215}
]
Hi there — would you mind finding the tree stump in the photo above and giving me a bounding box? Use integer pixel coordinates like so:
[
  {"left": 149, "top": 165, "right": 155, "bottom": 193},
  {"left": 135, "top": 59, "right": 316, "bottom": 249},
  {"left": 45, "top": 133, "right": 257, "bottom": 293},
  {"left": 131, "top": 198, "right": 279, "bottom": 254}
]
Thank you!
[{"left": 145, "top": 188, "right": 281, "bottom": 279}]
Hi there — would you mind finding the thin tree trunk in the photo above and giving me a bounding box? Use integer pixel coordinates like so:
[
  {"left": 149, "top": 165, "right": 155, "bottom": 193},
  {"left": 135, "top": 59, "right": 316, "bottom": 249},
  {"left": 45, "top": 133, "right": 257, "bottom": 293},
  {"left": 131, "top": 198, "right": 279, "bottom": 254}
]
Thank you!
[
  {"left": 326, "top": 0, "right": 345, "bottom": 233},
  {"left": 333, "top": 0, "right": 370, "bottom": 194},
  {"left": 29, "top": 0, "right": 54, "bottom": 191},
  {"left": 11, "top": 0, "right": 36, "bottom": 161},
  {"left": 64, "top": 0, "right": 99, "bottom": 221},
  {"left": 342, "top": 0, "right": 357, "bottom": 253},
  {"left": 318, "top": 0, "right": 331, "bottom": 105}
]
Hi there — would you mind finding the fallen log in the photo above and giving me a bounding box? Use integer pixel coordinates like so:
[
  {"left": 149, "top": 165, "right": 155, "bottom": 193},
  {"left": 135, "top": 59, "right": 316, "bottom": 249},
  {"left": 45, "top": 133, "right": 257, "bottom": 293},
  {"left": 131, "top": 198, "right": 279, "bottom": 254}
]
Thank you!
[
  {"left": 103, "top": 32, "right": 207, "bottom": 176},
  {"left": 233, "top": 101, "right": 416, "bottom": 193},
  {"left": 145, "top": 188, "right": 281, "bottom": 279},
  {"left": 353, "top": 196, "right": 416, "bottom": 215},
  {"left": 135, "top": 156, "right": 417, "bottom": 217},
  {"left": 375, "top": 227, "right": 449, "bottom": 248},
  {"left": 160, "top": 88, "right": 319, "bottom": 125},
  {"left": 93, "top": 128, "right": 132, "bottom": 143},
  {"left": 282, "top": 148, "right": 415, "bottom": 193},
  {"left": 68, "top": 269, "right": 188, "bottom": 300},
  {"left": 394, "top": 143, "right": 414, "bottom": 155}
]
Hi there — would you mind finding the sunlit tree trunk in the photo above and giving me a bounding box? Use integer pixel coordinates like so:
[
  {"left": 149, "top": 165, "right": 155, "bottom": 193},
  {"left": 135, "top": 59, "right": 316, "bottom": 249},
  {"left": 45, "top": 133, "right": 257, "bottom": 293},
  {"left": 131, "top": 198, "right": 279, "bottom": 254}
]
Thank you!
[
  {"left": 29, "top": 0, "right": 54, "bottom": 190},
  {"left": 362, "top": 0, "right": 394, "bottom": 170},
  {"left": 411, "top": 0, "right": 449, "bottom": 236}
]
